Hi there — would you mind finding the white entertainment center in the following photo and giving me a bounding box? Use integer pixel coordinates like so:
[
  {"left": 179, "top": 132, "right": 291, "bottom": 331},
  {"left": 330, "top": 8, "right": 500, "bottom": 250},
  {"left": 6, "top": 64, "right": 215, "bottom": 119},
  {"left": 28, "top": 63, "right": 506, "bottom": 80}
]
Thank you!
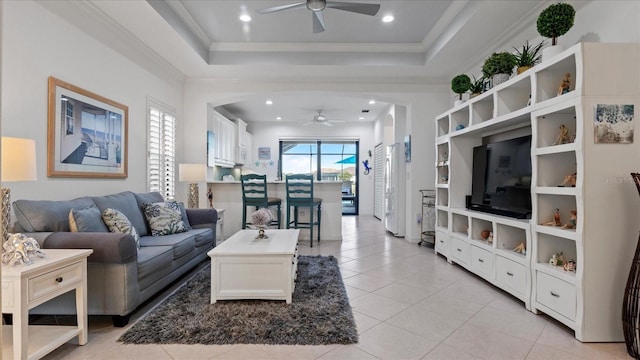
[{"left": 434, "top": 43, "right": 640, "bottom": 342}]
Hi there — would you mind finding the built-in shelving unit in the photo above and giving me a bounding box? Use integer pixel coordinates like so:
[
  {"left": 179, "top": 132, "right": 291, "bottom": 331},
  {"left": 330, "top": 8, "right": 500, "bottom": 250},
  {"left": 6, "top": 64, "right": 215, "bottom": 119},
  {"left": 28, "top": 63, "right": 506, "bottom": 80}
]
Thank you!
[{"left": 434, "top": 43, "right": 640, "bottom": 342}]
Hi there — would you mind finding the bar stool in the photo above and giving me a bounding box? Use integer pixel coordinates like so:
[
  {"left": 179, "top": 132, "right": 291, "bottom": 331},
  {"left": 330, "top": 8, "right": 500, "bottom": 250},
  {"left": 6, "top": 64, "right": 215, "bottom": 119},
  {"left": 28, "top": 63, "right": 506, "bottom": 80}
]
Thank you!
[
  {"left": 285, "top": 174, "right": 322, "bottom": 247},
  {"left": 240, "top": 174, "right": 281, "bottom": 229}
]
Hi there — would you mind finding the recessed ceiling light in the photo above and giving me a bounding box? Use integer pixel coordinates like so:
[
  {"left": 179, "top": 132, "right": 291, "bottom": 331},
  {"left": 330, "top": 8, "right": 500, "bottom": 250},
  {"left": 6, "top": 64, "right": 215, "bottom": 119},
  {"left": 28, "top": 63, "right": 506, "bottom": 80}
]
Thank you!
[
  {"left": 382, "top": 15, "right": 394, "bottom": 23},
  {"left": 265, "top": 100, "right": 273, "bottom": 105},
  {"left": 369, "top": 99, "right": 376, "bottom": 105},
  {"left": 359, "top": 117, "right": 364, "bottom": 120},
  {"left": 239, "top": 14, "right": 251, "bottom": 22},
  {"left": 276, "top": 116, "right": 282, "bottom": 120}
]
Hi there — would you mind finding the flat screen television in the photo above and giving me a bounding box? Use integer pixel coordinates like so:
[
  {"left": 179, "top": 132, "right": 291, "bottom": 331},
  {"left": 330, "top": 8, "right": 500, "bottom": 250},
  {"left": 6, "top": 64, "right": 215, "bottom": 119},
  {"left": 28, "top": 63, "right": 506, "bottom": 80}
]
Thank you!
[{"left": 470, "top": 135, "right": 532, "bottom": 219}]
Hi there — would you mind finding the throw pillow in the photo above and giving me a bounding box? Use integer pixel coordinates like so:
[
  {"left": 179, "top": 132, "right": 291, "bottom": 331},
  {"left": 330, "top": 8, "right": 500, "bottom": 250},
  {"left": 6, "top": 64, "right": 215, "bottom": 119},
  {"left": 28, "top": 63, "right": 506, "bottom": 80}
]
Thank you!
[
  {"left": 177, "top": 202, "right": 192, "bottom": 230},
  {"left": 102, "top": 208, "right": 140, "bottom": 249},
  {"left": 142, "top": 201, "right": 187, "bottom": 236},
  {"left": 69, "top": 205, "right": 109, "bottom": 232}
]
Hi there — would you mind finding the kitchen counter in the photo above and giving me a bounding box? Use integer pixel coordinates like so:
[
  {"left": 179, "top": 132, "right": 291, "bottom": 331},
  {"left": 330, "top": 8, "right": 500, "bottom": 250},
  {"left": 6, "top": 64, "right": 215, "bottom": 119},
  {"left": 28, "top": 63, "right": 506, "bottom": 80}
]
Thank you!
[{"left": 207, "top": 181, "right": 342, "bottom": 241}]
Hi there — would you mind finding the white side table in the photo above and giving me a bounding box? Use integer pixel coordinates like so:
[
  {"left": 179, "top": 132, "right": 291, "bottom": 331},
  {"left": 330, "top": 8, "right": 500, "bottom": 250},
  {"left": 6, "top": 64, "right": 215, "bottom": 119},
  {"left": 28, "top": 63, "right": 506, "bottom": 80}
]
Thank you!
[
  {"left": 2, "top": 249, "right": 92, "bottom": 360},
  {"left": 216, "top": 208, "right": 225, "bottom": 242}
]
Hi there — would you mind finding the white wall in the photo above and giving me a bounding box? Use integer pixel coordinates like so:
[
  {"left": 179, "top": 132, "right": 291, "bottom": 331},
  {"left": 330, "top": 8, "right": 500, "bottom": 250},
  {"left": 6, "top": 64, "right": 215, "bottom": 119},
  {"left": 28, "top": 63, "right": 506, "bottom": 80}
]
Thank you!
[{"left": 1, "top": 1, "right": 184, "bottom": 203}]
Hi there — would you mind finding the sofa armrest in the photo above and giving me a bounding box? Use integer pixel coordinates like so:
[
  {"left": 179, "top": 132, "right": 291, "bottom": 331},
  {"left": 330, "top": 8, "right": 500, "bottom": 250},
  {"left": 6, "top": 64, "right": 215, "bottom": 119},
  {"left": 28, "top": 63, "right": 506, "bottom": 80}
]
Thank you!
[
  {"left": 42, "top": 232, "right": 137, "bottom": 264},
  {"left": 186, "top": 208, "right": 218, "bottom": 227}
]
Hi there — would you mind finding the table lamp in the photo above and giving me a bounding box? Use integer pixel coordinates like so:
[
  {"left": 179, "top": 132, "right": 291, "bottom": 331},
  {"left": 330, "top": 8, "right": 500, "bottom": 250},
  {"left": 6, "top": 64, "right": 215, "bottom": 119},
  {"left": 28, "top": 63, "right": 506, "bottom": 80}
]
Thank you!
[
  {"left": 179, "top": 163, "right": 206, "bottom": 208},
  {"left": 1, "top": 137, "right": 37, "bottom": 241}
]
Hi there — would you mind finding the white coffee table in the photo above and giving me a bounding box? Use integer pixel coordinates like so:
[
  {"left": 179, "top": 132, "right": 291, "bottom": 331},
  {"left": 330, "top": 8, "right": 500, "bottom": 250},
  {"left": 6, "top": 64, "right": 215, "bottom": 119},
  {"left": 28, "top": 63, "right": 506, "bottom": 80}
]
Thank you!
[{"left": 207, "top": 229, "right": 299, "bottom": 304}]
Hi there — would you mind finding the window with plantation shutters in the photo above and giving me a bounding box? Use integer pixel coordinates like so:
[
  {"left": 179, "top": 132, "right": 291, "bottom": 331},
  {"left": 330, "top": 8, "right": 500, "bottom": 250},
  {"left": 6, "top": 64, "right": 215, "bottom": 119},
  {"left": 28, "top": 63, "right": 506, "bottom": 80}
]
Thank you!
[{"left": 148, "top": 100, "right": 176, "bottom": 200}]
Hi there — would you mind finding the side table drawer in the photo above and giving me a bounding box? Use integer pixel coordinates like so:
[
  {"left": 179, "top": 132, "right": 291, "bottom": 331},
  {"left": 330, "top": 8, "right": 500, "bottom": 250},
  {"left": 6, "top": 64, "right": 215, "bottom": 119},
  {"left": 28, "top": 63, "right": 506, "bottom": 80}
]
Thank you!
[
  {"left": 536, "top": 271, "right": 576, "bottom": 321},
  {"left": 28, "top": 261, "right": 83, "bottom": 302}
]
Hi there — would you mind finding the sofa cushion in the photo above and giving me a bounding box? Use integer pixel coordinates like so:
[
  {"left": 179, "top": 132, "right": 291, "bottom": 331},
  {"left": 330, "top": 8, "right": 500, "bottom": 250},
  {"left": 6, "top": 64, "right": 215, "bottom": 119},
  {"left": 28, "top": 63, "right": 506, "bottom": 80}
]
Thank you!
[
  {"left": 69, "top": 205, "right": 109, "bottom": 232},
  {"left": 141, "top": 202, "right": 187, "bottom": 236},
  {"left": 134, "top": 192, "right": 165, "bottom": 234},
  {"left": 13, "top": 197, "right": 95, "bottom": 232},
  {"left": 139, "top": 232, "right": 195, "bottom": 259},
  {"left": 102, "top": 208, "right": 140, "bottom": 249},
  {"left": 177, "top": 202, "right": 192, "bottom": 230},
  {"left": 191, "top": 228, "right": 213, "bottom": 248},
  {"left": 137, "top": 245, "right": 173, "bottom": 289},
  {"left": 92, "top": 191, "right": 148, "bottom": 237}
]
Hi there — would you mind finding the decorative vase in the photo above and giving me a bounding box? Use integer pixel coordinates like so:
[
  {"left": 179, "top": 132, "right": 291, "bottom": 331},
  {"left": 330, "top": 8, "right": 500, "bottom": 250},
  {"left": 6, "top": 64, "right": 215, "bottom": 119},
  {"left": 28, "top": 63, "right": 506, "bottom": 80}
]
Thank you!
[
  {"left": 517, "top": 66, "right": 532, "bottom": 75},
  {"left": 623, "top": 173, "right": 640, "bottom": 358},
  {"left": 542, "top": 45, "right": 564, "bottom": 62},
  {"left": 492, "top": 73, "right": 510, "bottom": 87}
]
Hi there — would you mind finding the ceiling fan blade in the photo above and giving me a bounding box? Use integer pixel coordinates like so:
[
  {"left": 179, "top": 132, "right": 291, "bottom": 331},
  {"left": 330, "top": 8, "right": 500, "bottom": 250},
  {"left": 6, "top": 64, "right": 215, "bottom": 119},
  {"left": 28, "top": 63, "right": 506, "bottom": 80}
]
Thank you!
[
  {"left": 312, "top": 11, "right": 326, "bottom": 33},
  {"left": 326, "top": 1, "right": 380, "bottom": 16},
  {"left": 256, "top": 2, "right": 306, "bottom": 14},
  {"left": 302, "top": 121, "right": 314, "bottom": 126},
  {"left": 323, "top": 122, "right": 334, "bottom": 127}
]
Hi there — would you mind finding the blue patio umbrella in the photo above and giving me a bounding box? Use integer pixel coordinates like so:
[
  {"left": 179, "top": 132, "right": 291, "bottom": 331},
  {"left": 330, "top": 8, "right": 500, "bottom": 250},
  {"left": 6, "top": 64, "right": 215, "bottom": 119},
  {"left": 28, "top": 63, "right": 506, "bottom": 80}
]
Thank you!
[{"left": 335, "top": 155, "right": 356, "bottom": 164}]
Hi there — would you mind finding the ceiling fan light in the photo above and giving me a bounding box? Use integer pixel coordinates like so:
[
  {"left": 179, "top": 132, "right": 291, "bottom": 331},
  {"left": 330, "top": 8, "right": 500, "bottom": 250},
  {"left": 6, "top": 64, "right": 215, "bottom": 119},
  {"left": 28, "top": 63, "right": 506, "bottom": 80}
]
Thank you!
[
  {"left": 239, "top": 14, "right": 252, "bottom": 22},
  {"left": 382, "top": 15, "right": 394, "bottom": 23},
  {"left": 307, "top": 0, "right": 326, "bottom": 12}
]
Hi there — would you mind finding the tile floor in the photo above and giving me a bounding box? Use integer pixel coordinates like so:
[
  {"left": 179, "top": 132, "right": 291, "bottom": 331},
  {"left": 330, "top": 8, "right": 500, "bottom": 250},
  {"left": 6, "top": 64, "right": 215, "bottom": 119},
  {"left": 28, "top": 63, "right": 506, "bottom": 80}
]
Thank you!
[{"left": 45, "top": 216, "right": 631, "bottom": 359}]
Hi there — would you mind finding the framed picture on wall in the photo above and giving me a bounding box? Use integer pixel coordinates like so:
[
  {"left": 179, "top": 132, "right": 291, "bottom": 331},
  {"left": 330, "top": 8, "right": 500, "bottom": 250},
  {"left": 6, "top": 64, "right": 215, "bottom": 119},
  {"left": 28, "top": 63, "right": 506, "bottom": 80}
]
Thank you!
[
  {"left": 404, "top": 135, "right": 411, "bottom": 163},
  {"left": 47, "top": 76, "right": 128, "bottom": 178}
]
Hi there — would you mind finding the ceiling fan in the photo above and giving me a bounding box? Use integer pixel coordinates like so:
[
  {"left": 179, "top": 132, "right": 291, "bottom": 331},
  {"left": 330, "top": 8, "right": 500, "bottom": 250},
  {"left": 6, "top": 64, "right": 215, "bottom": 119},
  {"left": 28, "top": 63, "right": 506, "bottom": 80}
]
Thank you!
[
  {"left": 256, "top": 0, "right": 381, "bottom": 33},
  {"left": 303, "top": 111, "right": 344, "bottom": 126}
]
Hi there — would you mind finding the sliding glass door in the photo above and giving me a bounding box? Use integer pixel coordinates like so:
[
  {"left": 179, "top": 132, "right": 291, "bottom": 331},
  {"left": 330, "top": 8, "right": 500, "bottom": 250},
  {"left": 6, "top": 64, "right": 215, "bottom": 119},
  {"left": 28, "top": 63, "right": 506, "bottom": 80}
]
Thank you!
[{"left": 280, "top": 140, "right": 358, "bottom": 215}]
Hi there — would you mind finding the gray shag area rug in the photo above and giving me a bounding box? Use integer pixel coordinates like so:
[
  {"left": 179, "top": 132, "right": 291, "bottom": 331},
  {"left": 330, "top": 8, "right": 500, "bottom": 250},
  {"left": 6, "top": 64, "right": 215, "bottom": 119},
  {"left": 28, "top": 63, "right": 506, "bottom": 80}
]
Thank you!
[{"left": 118, "top": 255, "right": 358, "bottom": 345}]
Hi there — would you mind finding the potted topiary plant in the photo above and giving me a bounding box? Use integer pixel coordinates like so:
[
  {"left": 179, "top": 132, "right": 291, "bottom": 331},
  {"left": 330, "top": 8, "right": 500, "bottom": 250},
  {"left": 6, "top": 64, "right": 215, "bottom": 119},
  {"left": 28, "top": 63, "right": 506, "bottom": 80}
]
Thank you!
[
  {"left": 451, "top": 74, "right": 471, "bottom": 105},
  {"left": 537, "top": 2, "right": 575, "bottom": 59},
  {"left": 513, "top": 40, "right": 546, "bottom": 75},
  {"left": 482, "top": 52, "right": 516, "bottom": 88},
  {"left": 469, "top": 75, "right": 484, "bottom": 98}
]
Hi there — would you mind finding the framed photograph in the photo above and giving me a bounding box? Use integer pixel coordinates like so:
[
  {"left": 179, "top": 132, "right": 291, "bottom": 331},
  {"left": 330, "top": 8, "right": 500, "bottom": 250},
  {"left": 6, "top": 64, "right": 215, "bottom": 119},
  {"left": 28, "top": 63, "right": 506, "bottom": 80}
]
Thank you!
[
  {"left": 404, "top": 135, "right": 411, "bottom": 163},
  {"left": 594, "top": 104, "right": 634, "bottom": 144},
  {"left": 47, "top": 77, "right": 128, "bottom": 178}
]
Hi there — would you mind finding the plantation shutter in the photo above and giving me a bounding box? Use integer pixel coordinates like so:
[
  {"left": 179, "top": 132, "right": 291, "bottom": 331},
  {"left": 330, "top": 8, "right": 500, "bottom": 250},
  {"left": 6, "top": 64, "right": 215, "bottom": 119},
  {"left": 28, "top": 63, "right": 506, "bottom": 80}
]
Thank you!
[{"left": 148, "top": 100, "right": 176, "bottom": 200}]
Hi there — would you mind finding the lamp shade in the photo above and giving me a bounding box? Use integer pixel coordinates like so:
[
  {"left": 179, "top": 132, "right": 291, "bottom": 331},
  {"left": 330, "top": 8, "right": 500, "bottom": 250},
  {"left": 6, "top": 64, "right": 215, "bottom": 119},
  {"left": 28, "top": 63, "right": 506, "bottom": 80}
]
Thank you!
[
  {"left": 1, "top": 137, "right": 37, "bottom": 182},
  {"left": 179, "top": 163, "right": 206, "bottom": 182}
]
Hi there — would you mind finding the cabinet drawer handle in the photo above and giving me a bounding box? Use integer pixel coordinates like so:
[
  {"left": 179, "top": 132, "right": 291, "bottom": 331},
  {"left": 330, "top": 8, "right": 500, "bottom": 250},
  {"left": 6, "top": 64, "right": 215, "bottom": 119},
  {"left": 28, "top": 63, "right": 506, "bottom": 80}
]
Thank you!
[
  {"left": 457, "top": 248, "right": 462, "bottom": 252},
  {"left": 550, "top": 291, "right": 560, "bottom": 298},
  {"left": 439, "top": 239, "right": 444, "bottom": 243},
  {"left": 506, "top": 272, "right": 514, "bottom": 277},
  {"left": 478, "top": 259, "right": 484, "bottom": 263},
  {"left": 55, "top": 277, "right": 63, "bottom": 283}
]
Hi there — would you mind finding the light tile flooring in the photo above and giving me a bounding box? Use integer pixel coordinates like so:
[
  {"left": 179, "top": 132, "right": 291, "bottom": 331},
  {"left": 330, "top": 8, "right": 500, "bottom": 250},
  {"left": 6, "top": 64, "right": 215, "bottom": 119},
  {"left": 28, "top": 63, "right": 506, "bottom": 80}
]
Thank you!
[{"left": 45, "top": 216, "right": 630, "bottom": 359}]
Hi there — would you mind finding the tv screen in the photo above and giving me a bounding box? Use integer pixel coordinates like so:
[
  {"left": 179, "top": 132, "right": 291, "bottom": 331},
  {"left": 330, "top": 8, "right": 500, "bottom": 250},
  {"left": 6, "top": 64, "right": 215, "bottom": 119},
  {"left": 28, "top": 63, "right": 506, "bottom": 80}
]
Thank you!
[{"left": 470, "top": 135, "right": 532, "bottom": 219}]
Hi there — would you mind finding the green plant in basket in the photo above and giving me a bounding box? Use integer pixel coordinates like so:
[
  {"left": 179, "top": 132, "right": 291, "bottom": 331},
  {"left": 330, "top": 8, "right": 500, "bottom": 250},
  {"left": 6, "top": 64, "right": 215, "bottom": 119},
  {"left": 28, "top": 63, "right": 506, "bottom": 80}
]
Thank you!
[
  {"left": 451, "top": 74, "right": 471, "bottom": 100},
  {"left": 482, "top": 52, "right": 517, "bottom": 78},
  {"left": 513, "top": 40, "right": 546, "bottom": 73},
  {"left": 537, "top": 3, "right": 575, "bottom": 46},
  {"left": 469, "top": 75, "right": 485, "bottom": 95}
]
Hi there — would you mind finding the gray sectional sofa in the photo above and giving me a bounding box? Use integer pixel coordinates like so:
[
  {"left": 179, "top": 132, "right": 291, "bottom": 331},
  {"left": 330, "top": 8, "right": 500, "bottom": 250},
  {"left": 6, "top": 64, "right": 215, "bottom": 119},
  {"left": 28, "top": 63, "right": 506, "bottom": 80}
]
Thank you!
[{"left": 12, "top": 191, "right": 217, "bottom": 326}]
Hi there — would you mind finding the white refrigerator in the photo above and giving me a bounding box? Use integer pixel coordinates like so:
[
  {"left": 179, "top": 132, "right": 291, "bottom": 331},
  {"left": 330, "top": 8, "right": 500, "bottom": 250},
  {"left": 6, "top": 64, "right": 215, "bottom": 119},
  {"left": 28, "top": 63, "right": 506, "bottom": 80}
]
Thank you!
[{"left": 384, "top": 143, "right": 405, "bottom": 237}]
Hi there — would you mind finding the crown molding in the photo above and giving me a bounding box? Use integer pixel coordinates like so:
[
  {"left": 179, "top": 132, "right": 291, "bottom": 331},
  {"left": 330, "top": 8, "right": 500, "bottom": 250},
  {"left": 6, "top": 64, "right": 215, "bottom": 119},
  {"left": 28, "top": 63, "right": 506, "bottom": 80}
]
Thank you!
[
  {"left": 209, "top": 42, "right": 426, "bottom": 53},
  {"left": 164, "top": 0, "right": 211, "bottom": 48}
]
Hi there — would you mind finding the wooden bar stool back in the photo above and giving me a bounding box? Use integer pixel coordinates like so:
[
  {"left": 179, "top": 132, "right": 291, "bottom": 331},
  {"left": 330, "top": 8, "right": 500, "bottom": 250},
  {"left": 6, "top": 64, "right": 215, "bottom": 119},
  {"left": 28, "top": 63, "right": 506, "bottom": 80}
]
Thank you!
[
  {"left": 240, "top": 174, "right": 281, "bottom": 229},
  {"left": 285, "top": 174, "right": 322, "bottom": 247}
]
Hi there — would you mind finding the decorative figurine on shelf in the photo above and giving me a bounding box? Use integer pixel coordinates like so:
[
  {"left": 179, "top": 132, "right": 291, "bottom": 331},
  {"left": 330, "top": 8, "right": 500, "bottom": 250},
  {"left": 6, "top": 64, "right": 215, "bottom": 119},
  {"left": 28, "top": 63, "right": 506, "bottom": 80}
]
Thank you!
[
  {"left": 1, "top": 233, "right": 46, "bottom": 266},
  {"left": 558, "top": 172, "right": 577, "bottom": 187},
  {"left": 207, "top": 189, "right": 213, "bottom": 208},
  {"left": 480, "top": 230, "right": 491, "bottom": 241},
  {"left": 557, "top": 72, "right": 571, "bottom": 96},
  {"left": 513, "top": 242, "right": 526, "bottom": 255},
  {"left": 549, "top": 251, "right": 565, "bottom": 266},
  {"left": 561, "top": 210, "right": 577, "bottom": 229},
  {"left": 563, "top": 259, "right": 576, "bottom": 272},
  {"left": 552, "top": 124, "right": 570, "bottom": 145},
  {"left": 487, "top": 232, "right": 494, "bottom": 244},
  {"left": 543, "top": 208, "right": 562, "bottom": 226},
  {"left": 455, "top": 124, "right": 465, "bottom": 131},
  {"left": 440, "top": 175, "right": 448, "bottom": 184}
]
